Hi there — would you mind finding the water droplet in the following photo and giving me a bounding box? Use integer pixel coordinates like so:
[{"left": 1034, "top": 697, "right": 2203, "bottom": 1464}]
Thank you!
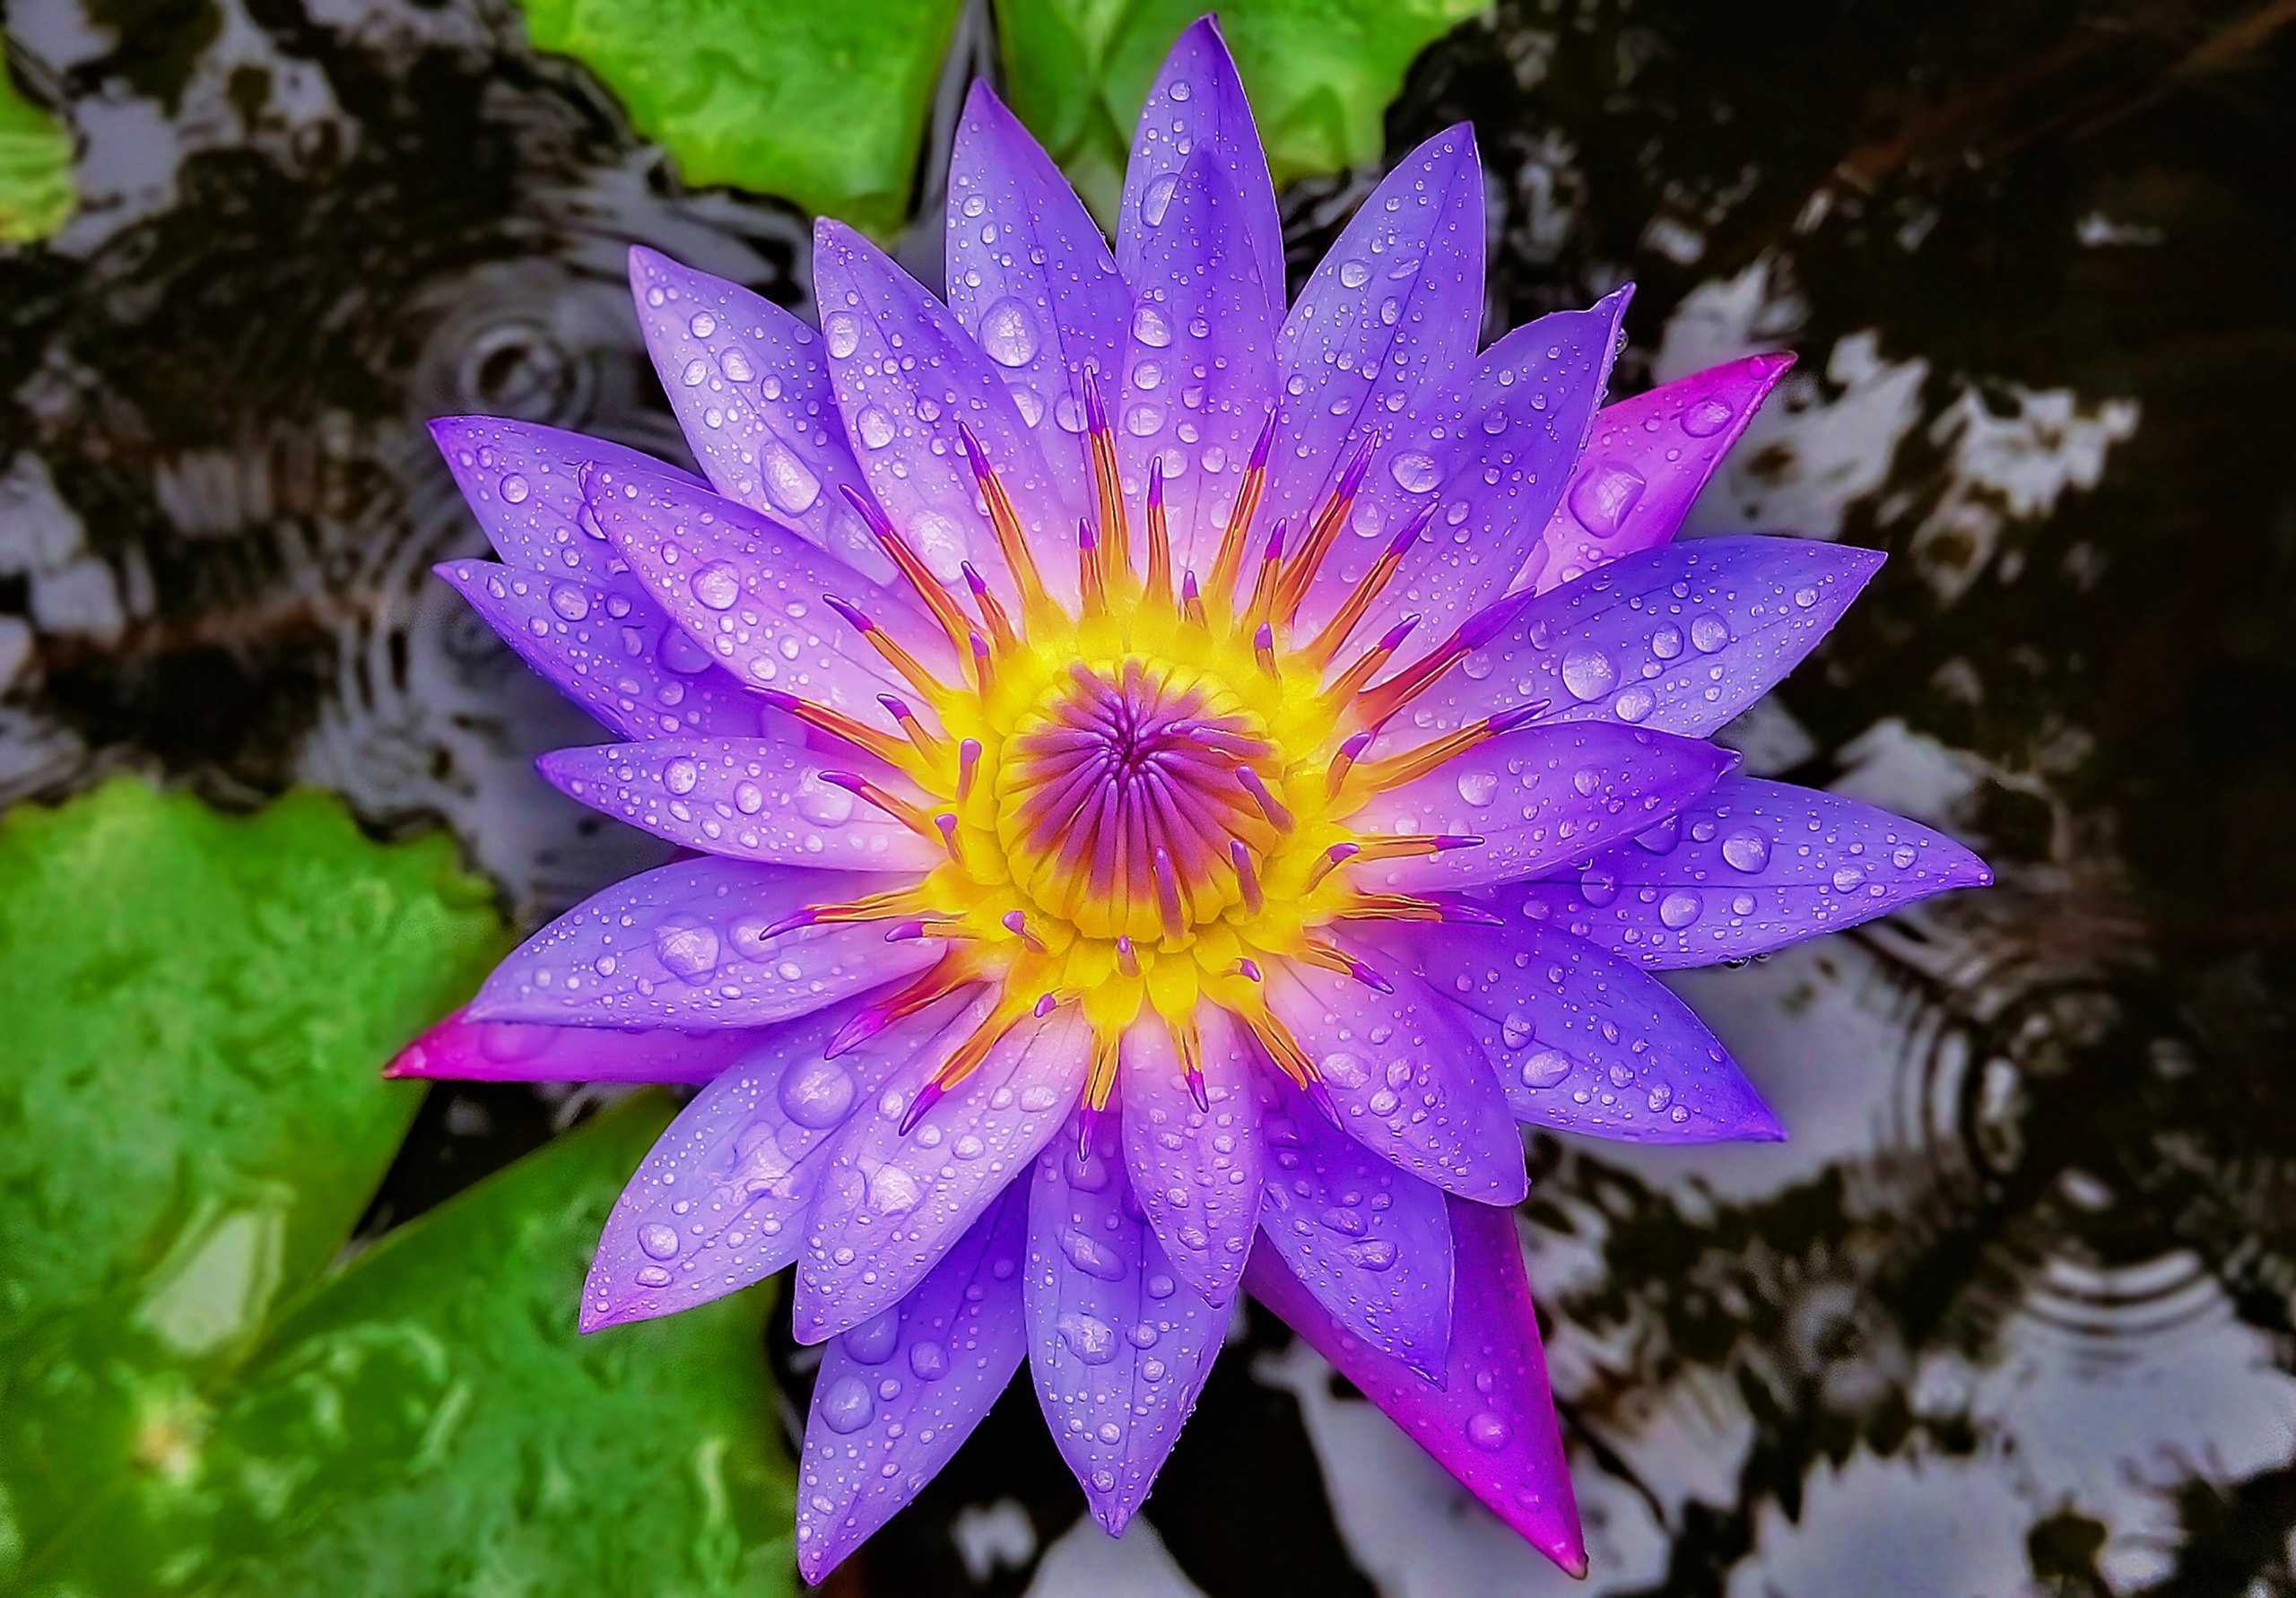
[
  {"left": 978, "top": 296, "right": 1040, "bottom": 368},
  {"left": 780, "top": 1059, "right": 857, "bottom": 1129},
  {"left": 500, "top": 473, "right": 530, "bottom": 504},
  {"left": 638, "top": 1223, "right": 680, "bottom": 1260},
  {"left": 909, "top": 1339, "right": 949, "bottom": 1381},
  {"left": 689, "top": 310, "right": 718, "bottom": 339},
  {"left": 1613, "top": 684, "right": 1657, "bottom": 723},
  {"left": 653, "top": 916, "right": 720, "bottom": 981},
  {"left": 797, "top": 775, "right": 856, "bottom": 825},
  {"left": 1658, "top": 891, "right": 1701, "bottom": 928},
  {"left": 1456, "top": 770, "right": 1498, "bottom": 808},
  {"left": 1720, "top": 829, "right": 1770, "bottom": 873},
  {"left": 1682, "top": 395, "right": 1735, "bottom": 437},
  {"left": 856, "top": 405, "right": 895, "bottom": 449},
  {"left": 825, "top": 314, "right": 860, "bottom": 359},
  {"left": 1520, "top": 1050, "right": 1573, "bottom": 1090},
  {"left": 1133, "top": 305, "right": 1173, "bottom": 348},
  {"left": 1338, "top": 258, "right": 1371, "bottom": 289},
  {"left": 1057, "top": 1312, "right": 1118, "bottom": 1365},
  {"left": 663, "top": 757, "right": 700, "bottom": 795},
  {"left": 720, "top": 349, "right": 755, "bottom": 383},
  {"left": 1466, "top": 1411, "right": 1512, "bottom": 1450},
  {"left": 1690, "top": 613, "right": 1731, "bottom": 652},
  {"left": 1388, "top": 450, "right": 1439, "bottom": 493},
  {"left": 1059, "top": 1228, "right": 1126, "bottom": 1282},
  {"left": 843, "top": 1308, "right": 900, "bottom": 1365},
  {"left": 1141, "top": 172, "right": 1178, "bottom": 228},
  {"left": 1560, "top": 647, "right": 1617, "bottom": 700},
  {"left": 1566, "top": 463, "right": 1647, "bottom": 537},
  {"left": 690, "top": 560, "right": 742, "bottom": 611},
  {"left": 819, "top": 1374, "right": 874, "bottom": 1434},
  {"left": 1831, "top": 864, "right": 1867, "bottom": 891},
  {"left": 549, "top": 584, "right": 590, "bottom": 621}
]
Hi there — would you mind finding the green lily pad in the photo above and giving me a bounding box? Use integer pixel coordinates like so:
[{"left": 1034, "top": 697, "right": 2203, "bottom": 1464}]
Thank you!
[
  {"left": 516, "top": 0, "right": 964, "bottom": 236},
  {"left": 994, "top": 0, "right": 1489, "bottom": 223},
  {"left": 0, "top": 66, "right": 75, "bottom": 244},
  {"left": 0, "top": 783, "right": 796, "bottom": 1594}
]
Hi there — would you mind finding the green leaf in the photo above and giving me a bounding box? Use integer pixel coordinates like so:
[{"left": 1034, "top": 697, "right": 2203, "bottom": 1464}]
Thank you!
[
  {"left": 0, "top": 783, "right": 796, "bottom": 1594},
  {"left": 995, "top": 0, "right": 1488, "bottom": 223},
  {"left": 516, "top": 0, "right": 964, "bottom": 236},
  {"left": 0, "top": 65, "right": 75, "bottom": 244}
]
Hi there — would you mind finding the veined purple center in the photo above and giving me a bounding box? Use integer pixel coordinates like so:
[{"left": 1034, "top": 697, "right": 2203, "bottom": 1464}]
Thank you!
[{"left": 996, "top": 660, "right": 1279, "bottom": 942}]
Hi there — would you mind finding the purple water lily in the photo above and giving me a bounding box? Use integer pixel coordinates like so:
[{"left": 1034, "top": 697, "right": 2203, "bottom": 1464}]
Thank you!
[{"left": 396, "top": 16, "right": 1988, "bottom": 1580}]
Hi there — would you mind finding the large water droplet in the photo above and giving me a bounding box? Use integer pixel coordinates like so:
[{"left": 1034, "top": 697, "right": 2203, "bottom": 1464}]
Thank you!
[
  {"left": 856, "top": 405, "right": 895, "bottom": 449},
  {"left": 1388, "top": 450, "right": 1439, "bottom": 493},
  {"left": 1566, "top": 462, "right": 1648, "bottom": 538},
  {"left": 1559, "top": 647, "right": 1618, "bottom": 700},
  {"left": 760, "top": 443, "right": 822, "bottom": 515},
  {"left": 1057, "top": 1312, "right": 1118, "bottom": 1365},
  {"left": 978, "top": 296, "right": 1040, "bottom": 368},
  {"left": 819, "top": 1373, "right": 874, "bottom": 1434},
  {"left": 1720, "top": 829, "right": 1770, "bottom": 873},
  {"left": 1682, "top": 395, "right": 1735, "bottom": 437},
  {"left": 780, "top": 1058, "right": 857, "bottom": 1129},
  {"left": 638, "top": 1222, "right": 680, "bottom": 1260},
  {"left": 653, "top": 916, "right": 721, "bottom": 981},
  {"left": 825, "top": 314, "right": 860, "bottom": 359},
  {"left": 1520, "top": 1050, "right": 1573, "bottom": 1090},
  {"left": 690, "top": 560, "right": 742, "bottom": 611}
]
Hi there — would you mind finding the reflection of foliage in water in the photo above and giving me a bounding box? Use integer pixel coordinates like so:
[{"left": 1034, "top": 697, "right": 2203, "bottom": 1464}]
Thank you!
[{"left": 1, "top": 0, "right": 2291, "bottom": 1592}]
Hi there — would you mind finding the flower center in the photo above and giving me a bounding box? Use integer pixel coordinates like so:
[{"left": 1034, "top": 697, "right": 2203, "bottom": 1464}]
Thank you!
[{"left": 996, "top": 659, "right": 1281, "bottom": 942}]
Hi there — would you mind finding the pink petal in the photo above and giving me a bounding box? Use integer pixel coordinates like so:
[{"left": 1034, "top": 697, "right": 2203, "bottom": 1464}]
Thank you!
[
  {"left": 1246, "top": 1196, "right": 1586, "bottom": 1576},
  {"left": 1529, "top": 352, "right": 1796, "bottom": 592},
  {"left": 385, "top": 1006, "right": 760, "bottom": 1086}
]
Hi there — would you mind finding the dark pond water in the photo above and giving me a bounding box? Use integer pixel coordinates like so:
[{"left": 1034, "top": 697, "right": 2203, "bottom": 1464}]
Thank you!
[{"left": 5, "top": 0, "right": 2294, "bottom": 1592}]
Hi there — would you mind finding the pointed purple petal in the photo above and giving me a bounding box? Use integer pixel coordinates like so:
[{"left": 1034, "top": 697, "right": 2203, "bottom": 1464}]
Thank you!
[
  {"left": 813, "top": 220, "right": 1073, "bottom": 606},
  {"left": 585, "top": 461, "right": 949, "bottom": 718},
  {"left": 430, "top": 415, "right": 700, "bottom": 586},
  {"left": 1401, "top": 536, "right": 1886, "bottom": 740},
  {"left": 625, "top": 247, "right": 891, "bottom": 582},
  {"left": 796, "top": 1183, "right": 1032, "bottom": 1584},
  {"left": 1027, "top": 1103, "right": 1228, "bottom": 1533},
  {"left": 1300, "top": 290, "right": 1631, "bottom": 649},
  {"left": 1490, "top": 776, "right": 1994, "bottom": 968},
  {"left": 1360, "top": 919, "right": 1781, "bottom": 1142},
  {"left": 1245, "top": 1196, "right": 1586, "bottom": 1576},
  {"left": 434, "top": 560, "right": 768, "bottom": 741},
  {"left": 1119, "top": 16, "right": 1284, "bottom": 326},
  {"left": 1263, "top": 960, "right": 1525, "bottom": 1203},
  {"left": 581, "top": 994, "right": 950, "bottom": 1332},
  {"left": 946, "top": 83, "right": 1126, "bottom": 526},
  {"left": 468, "top": 858, "right": 935, "bottom": 1029},
  {"left": 1348, "top": 724, "right": 1737, "bottom": 891},
  {"left": 794, "top": 1003, "right": 1086, "bottom": 1342},
  {"left": 1118, "top": 152, "right": 1280, "bottom": 574},
  {"left": 1530, "top": 352, "right": 1796, "bottom": 592},
  {"left": 1118, "top": 1009, "right": 1263, "bottom": 1304},
  {"left": 538, "top": 737, "right": 941, "bottom": 871},
  {"left": 385, "top": 1006, "right": 761, "bottom": 1086},
  {"left": 1252, "top": 1066, "right": 1455, "bottom": 1376},
  {"left": 1271, "top": 126, "right": 1484, "bottom": 528}
]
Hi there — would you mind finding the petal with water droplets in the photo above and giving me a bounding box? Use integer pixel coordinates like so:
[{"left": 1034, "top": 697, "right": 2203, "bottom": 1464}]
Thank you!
[
  {"left": 1301, "top": 290, "right": 1631, "bottom": 651},
  {"left": 385, "top": 1006, "right": 761, "bottom": 1086},
  {"left": 1360, "top": 918, "right": 1780, "bottom": 1142},
  {"left": 813, "top": 220, "right": 1073, "bottom": 606},
  {"left": 430, "top": 415, "right": 700, "bottom": 586},
  {"left": 1246, "top": 1195, "right": 1585, "bottom": 1576},
  {"left": 585, "top": 461, "right": 946, "bottom": 721},
  {"left": 1119, "top": 16, "right": 1283, "bottom": 327},
  {"left": 1529, "top": 353, "right": 1796, "bottom": 592},
  {"left": 581, "top": 995, "right": 944, "bottom": 1332},
  {"left": 1026, "top": 1104, "right": 1228, "bottom": 1533},
  {"left": 1405, "top": 536, "right": 1885, "bottom": 739},
  {"left": 433, "top": 560, "right": 767, "bottom": 741},
  {"left": 1490, "top": 776, "right": 1993, "bottom": 968},
  {"left": 626, "top": 247, "right": 891, "bottom": 582},
  {"left": 946, "top": 83, "right": 1126, "bottom": 527},
  {"left": 1118, "top": 152, "right": 1279, "bottom": 575},
  {"left": 1271, "top": 126, "right": 1483, "bottom": 531},
  {"left": 796, "top": 1183, "right": 1032, "bottom": 1584},
  {"left": 539, "top": 737, "right": 941, "bottom": 871},
  {"left": 1263, "top": 960, "right": 1525, "bottom": 1203},
  {"left": 794, "top": 1003, "right": 1086, "bottom": 1342},
  {"left": 1118, "top": 1008, "right": 1263, "bottom": 1304},
  {"left": 1251, "top": 1068, "right": 1454, "bottom": 1375},
  {"left": 467, "top": 858, "right": 934, "bottom": 1029},
  {"left": 1347, "top": 723, "right": 1736, "bottom": 891}
]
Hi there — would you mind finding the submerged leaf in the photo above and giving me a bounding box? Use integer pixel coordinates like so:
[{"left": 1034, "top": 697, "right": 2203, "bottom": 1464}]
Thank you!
[
  {"left": 995, "top": 0, "right": 1487, "bottom": 221},
  {"left": 516, "top": 0, "right": 964, "bottom": 234}
]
